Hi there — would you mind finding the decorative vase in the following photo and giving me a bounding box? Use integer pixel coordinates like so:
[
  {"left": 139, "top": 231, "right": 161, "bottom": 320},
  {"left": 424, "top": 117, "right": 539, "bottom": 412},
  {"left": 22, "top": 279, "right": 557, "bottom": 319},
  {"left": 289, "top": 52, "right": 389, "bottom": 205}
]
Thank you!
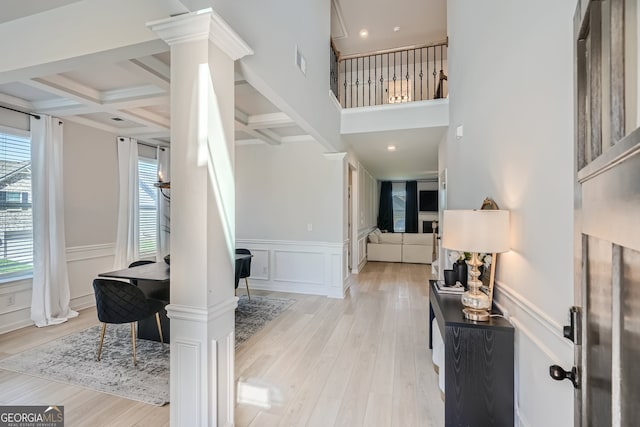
[{"left": 454, "top": 261, "right": 468, "bottom": 289}]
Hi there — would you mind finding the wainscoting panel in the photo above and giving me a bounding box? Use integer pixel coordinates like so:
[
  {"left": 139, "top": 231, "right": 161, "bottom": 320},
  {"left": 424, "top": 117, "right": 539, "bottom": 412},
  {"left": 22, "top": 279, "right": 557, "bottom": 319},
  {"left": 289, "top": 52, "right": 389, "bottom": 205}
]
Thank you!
[
  {"left": 0, "top": 243, "right": 116, "bottom": 334},
  {"left": 356, "top": 228, "right": 374, "bottom": 273},
  {"left": 493, "top": 281, "right": 574, "bottom": 427},
  {"left": 273, "top": 251, "right": 324, "bottom": 285},
  {"left": 236, "top": 239, "right": 347, "bottom": 298},
  {"left": 173, "top": 338, "right": 203, "bottom": 426}
]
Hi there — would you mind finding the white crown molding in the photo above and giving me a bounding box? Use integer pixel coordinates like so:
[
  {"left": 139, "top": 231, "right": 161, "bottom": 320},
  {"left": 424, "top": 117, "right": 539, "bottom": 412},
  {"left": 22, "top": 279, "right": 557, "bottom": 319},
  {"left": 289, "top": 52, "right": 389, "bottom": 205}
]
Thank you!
[
  {"left": 208, "top": 9, "right": 254, "bottom": 61},
  {"left": 147, "top": 11, "right": 211, "bottom": 45},
  {"left": 331, "top": 0, "right": 348, "bottom": 40},
  {"left": 323, "top": 152, "right": 347, "bottom": 160},
  {"left": 147, "top": 9, "right": 253, "bottom": 61}
]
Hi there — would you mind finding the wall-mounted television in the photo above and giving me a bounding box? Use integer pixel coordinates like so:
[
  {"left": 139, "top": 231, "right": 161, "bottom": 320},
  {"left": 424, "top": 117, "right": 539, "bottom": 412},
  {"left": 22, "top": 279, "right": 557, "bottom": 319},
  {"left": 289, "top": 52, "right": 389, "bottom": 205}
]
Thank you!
[{"left": 419, "top": 190, "right": 438, "bottom": 212}]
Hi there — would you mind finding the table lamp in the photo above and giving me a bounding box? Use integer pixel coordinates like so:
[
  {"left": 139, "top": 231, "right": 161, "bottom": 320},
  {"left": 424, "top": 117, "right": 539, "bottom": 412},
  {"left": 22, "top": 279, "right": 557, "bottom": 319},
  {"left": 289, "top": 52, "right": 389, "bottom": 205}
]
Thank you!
[{"left": 442, "top": 209, "right": 510, "bottom": 321}]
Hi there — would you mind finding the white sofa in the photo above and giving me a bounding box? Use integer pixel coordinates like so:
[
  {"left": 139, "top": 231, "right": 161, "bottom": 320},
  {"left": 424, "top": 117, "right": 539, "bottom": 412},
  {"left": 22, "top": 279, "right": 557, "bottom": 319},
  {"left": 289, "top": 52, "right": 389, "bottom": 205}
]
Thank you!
[{"left": 367, "top": 229, "right": 435, "bottom": 264}]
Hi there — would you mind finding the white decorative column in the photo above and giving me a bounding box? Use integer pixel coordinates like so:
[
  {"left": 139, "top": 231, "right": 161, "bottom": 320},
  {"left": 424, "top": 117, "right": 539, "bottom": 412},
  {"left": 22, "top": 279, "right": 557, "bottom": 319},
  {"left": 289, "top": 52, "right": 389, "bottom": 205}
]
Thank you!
[{"left": 148, "top": 9, "right": 252, "bottom": 427}]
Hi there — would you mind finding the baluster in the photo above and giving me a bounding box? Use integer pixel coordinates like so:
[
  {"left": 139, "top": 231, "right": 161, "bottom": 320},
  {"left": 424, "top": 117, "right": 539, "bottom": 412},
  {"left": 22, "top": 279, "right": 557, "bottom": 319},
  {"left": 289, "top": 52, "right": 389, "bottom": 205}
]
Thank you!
[
  {"left": 440, "top": 44, "right": 445, "bottom": 98},
  {"left": 355, "top": 57, "right": 359, "bottom": 107},
  {"left": 405, "top": 50, "right": 410, "bottom": 102},
  {"left": 413, "top": 49, "right": 416, "bottom": 102},
  {"left": 393, "top": 52, "right": 397, "bottom": 102},
  {"left": 343, "top": 59, "right": 347, "bottom": 108},
  {"left": 374, "top": 55, "right": 378, "bottom": 106},
  {"left": 400, "top": 50, "right": 403, "bottom": 103},
  {"left": 368, "top": 56, "right": 372, "bottom": 107},
  {"left": 385, "top": 53, "right": 391, "bottom": 103},
  {"left": 380, "top": 55, "right": 384, "bottom": 105},
  {"left": 349, "top": 58, "right": 358, "bottom": 108},
  {"left": 420, "top": 48, "right": 424, "bottom": 101},
  {"left": 432, "top": 46, "right": 437, "bottom": 99},
  {"left": 426, "top": 47, "right": 429, "bottom": 100}
]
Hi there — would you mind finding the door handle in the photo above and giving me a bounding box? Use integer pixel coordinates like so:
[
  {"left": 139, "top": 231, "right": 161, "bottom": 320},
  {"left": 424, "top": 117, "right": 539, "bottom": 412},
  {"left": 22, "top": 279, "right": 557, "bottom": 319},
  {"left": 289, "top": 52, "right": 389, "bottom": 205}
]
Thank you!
[
  {"left": 549, "top": 365, "right": 579, "bottom": 389},
  {"left": 562, "top": 306, "right": 581, "bottom": 344}
]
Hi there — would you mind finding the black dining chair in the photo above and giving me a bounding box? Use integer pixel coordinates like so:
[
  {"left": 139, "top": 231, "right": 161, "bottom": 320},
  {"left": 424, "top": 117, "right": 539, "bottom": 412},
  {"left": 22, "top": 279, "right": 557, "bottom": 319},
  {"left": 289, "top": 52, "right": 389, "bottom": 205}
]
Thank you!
[
  {"left": 235, "top": 248, "right": 252, "bottom": 300},
  {"left": 92, "top": 278, "right": 166, "bottom": 365}
]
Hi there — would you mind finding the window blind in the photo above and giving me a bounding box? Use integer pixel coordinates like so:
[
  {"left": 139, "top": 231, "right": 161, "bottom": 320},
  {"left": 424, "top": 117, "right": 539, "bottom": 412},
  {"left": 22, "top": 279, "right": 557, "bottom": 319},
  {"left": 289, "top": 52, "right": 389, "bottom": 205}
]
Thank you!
[
  {"left": 0, "top": 131, "right": 33, "bottom": 278},
  {"left": 138, "top": 158, "right": 158, "bottom": 256}
]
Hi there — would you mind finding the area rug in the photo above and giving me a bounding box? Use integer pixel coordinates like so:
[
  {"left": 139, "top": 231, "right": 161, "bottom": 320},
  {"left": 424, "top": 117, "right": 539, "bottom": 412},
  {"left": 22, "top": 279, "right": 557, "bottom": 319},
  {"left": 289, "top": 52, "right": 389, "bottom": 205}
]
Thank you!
[
  {"left": 235, "top": 295, "right": 295, "bottom": 347},
  {"left": 0, "top": 324, "right": 170, "bottom": 406},
  {"left": 0, "top": 295, "right": 294, "bottom": 405}
]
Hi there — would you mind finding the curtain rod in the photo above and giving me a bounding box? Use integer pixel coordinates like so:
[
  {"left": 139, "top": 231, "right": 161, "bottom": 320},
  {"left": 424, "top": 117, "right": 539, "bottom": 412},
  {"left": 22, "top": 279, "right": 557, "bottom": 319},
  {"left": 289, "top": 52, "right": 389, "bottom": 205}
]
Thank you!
[
  {"left": 117, "top": 137, "right": 166, "bottom": 151},
  {"left": 0, "top": 105, "right": 40, "bottom": 120}
]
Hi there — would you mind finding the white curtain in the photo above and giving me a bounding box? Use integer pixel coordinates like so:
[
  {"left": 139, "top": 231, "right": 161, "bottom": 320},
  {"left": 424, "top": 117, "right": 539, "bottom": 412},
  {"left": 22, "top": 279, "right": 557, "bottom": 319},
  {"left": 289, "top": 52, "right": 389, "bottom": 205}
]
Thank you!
[
  {"left": 30, "top": 115, "right": 78, "bottom": 327},
  {"left": 156, "top": 146, "right": 170, "bottom": 261},
  {"left": 114, "top": 137, "right": 139, "bottom": 269}
]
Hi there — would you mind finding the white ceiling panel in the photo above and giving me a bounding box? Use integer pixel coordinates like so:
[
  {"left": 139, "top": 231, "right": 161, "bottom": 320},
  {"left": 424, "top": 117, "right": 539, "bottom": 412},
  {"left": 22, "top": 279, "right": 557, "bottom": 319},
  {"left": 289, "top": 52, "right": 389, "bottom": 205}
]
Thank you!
[
  {"left": 0, "top": 0, "right": 81, "bottom": 24},
  {"left": 332, "top": 0, "right": 447, "bottom": 56},
  {"left": 270, "top": 125, "right": 307, "bottom": 138},
  {"left": 77, "top": 112, "right": 142, "bottom": 129},
  {"left": 0, "top": 82, "right": 60, "bottom": 102},
  {"left": 61, "top": 65, "right": 154, "bottom": 92},
  {"left": 344, "top": 126, "right": 445, "bottom": 180}
]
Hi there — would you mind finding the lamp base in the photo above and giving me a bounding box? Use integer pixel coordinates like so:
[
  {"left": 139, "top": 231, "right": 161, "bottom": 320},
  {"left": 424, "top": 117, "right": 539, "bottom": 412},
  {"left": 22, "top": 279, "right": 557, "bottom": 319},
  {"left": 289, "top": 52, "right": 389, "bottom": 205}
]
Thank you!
[{"left": 463, "top": 307, "right": 490, "bottom": 322}]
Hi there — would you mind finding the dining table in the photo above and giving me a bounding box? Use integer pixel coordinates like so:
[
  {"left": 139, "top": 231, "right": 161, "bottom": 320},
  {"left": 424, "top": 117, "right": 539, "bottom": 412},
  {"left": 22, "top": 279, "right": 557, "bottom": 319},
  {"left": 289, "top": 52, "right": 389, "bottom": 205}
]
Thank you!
[{"left": 98, "top": 255, "right": 253, "bottom": 343}]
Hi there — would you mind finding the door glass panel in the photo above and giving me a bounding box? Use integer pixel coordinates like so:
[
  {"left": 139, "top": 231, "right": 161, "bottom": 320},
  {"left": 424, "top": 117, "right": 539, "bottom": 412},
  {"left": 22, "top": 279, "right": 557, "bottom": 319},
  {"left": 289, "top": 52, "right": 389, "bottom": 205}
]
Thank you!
[
  {"left": 624, "top": 0, "right": 638, "bottom": 134},
  {"left": 621, "top": 246, "right": 640, "bottom": 425},
  {"left": 586, "top": 236, "right": 612, "bottom": 427},
  {"left": 601, "top": 0, "right": 612, "bottom": 149}
]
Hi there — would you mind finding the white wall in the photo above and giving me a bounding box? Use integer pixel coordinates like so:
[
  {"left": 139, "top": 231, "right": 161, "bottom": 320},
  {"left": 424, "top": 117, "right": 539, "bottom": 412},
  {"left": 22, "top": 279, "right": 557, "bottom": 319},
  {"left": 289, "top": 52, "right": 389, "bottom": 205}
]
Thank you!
[
  {"left": 445, "top": 1, "right": 575, "bottom": 426},
  {"left": 235, "top": 141, "right": 347, "bottom": 297},
  {"left": 0, "top": 119, "right": 118, "bottom": 333},
  {"left": 179, "top": 0, "right": 343, "bottom": 152},
  {"left": 236, "top": 142, "right": 342, "bottom": 242}
]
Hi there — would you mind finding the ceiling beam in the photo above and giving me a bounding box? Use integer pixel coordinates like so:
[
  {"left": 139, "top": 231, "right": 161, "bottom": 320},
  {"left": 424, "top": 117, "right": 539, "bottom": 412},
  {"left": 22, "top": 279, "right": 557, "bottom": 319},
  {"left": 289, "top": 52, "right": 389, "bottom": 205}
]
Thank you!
[
  {"left": 246, "top": 112, "right": 294, "bottom": 129},
  {"left": 117, "top": 56, "right": 170, "bottom": 91}
]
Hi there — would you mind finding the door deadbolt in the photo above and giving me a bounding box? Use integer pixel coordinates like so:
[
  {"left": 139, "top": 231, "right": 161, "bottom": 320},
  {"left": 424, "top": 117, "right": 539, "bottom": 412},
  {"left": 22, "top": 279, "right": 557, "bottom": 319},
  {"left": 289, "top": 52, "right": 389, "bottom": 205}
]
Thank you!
[{"left": 549, "top": 365, "right": 579, "bottom": 389}]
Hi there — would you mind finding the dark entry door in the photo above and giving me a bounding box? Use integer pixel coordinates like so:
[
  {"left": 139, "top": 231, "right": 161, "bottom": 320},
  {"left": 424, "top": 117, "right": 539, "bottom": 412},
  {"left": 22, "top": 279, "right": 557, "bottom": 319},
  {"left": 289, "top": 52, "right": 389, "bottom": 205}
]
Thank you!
[{"left": 573, "top": 1, "right": 639, "bottom": 426}]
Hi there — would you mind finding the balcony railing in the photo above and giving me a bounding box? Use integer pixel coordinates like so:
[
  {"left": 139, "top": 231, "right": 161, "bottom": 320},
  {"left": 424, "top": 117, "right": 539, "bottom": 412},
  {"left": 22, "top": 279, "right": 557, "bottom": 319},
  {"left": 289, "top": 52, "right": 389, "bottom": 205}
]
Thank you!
[{"left": 330, "top": 40, "right": 448, "bottom": 109}]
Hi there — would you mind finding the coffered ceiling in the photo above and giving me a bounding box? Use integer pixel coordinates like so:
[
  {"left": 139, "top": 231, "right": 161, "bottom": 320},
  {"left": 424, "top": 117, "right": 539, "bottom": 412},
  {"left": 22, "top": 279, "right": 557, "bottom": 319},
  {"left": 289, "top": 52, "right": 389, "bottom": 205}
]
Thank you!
[{"left": 0, "top": 1, "right": 446, "bottom": 180}]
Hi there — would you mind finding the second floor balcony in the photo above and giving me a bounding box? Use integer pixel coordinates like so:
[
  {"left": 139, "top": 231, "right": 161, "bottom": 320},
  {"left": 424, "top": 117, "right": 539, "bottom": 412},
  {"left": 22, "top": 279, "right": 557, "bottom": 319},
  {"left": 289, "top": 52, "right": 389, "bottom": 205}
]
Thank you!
[{"left": 331, "top": 40, "right": 448, "bottom": 109}]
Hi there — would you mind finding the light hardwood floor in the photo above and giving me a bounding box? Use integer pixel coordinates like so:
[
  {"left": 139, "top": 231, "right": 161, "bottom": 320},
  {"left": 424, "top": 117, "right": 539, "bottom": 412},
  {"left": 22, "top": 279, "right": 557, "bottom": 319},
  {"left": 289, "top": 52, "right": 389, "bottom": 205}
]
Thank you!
[{"left": 0, "top": 262, "right": 443, "bottom": 426}]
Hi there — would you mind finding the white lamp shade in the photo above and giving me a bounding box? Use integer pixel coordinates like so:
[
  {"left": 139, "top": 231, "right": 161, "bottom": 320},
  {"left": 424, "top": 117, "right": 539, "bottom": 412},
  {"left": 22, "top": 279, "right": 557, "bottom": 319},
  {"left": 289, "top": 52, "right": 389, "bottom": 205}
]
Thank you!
[{"left": 442, "top": 210, "right": 510, "bottom": 253}]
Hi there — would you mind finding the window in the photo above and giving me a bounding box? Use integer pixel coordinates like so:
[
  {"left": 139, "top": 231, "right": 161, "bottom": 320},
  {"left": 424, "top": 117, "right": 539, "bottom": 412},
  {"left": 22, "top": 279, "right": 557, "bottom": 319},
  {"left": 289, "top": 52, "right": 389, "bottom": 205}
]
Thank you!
[
  {"left": 392, "top": 182, "right": 406, "bottom": 232},
  {"left": 138, "top": 158, "right": 158, "bottom": 256},
  {"left": 0, "top": 130, "right": 33, "bottom": 278}
]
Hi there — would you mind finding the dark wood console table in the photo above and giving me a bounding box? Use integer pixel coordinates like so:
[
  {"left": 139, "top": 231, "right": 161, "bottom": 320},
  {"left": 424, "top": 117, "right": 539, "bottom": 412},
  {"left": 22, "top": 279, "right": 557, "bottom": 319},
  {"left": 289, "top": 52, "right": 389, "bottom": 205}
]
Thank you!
[{"left": 429, "top": 280, "right": 514, "bottom": 427}]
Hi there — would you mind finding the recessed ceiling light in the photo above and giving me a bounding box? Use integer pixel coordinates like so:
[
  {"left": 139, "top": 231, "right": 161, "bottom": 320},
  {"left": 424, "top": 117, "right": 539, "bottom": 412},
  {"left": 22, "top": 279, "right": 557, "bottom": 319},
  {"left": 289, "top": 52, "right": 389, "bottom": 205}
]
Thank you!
[
  {"left": 359, "top": 29, "right": 369, "bottom": 38},
  {"left": 393, "top": 26, "right": 401, "bottom": 32},
  {"left": 387, "top": 145, "right": 396, "bottom": 152}
]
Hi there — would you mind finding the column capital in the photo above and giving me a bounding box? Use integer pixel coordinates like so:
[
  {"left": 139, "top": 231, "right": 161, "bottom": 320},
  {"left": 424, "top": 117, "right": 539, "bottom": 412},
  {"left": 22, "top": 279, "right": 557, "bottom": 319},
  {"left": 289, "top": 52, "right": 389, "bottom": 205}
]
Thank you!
[{"left": 147, "top": 8, "right": 253, "bottom": 60}]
